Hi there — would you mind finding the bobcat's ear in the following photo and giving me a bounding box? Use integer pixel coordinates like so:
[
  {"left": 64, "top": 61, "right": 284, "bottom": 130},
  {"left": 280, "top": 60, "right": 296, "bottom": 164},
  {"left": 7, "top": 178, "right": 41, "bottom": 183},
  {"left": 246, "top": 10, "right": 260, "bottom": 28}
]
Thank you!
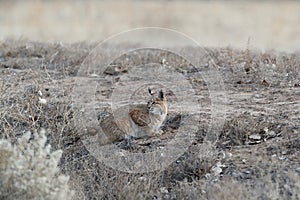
[
  {"left": 159, "top": 90, "right": 164, "bottom": 100},
  {"left": 148, "top": 88, "right": 154, "bottom": 96}
]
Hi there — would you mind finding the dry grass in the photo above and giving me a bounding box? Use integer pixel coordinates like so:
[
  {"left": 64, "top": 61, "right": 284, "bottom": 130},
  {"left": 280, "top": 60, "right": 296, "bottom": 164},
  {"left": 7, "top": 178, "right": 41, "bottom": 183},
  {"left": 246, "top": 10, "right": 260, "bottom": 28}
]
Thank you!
[{"left": 0, "top": 39, "right": 299, "bottom": 199}]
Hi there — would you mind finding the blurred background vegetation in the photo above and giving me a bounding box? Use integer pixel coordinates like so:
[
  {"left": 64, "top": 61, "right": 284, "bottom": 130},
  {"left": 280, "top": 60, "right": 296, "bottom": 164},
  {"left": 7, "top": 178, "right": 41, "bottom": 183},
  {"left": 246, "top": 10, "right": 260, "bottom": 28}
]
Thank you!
[{"left": 0, "top": 0, "right": 300, "bottom": 52}]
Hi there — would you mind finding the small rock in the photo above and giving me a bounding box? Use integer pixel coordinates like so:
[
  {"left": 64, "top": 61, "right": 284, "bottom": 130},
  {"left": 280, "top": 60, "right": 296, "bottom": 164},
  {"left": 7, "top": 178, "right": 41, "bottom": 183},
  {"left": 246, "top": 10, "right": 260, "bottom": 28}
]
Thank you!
[
  {"left": 138, "top": 176, "right": 147, "bottom": 181},
  {"left": 38, "top": 97, "right": 47, "bottom": 105},
  {"left": 212, "top": 162, "right": 225, "bottom": 176},
  {"left": 249, "top": 134, "right": 261, "bottom": 140},
  {"left": 160, "top": 187, "right": 169, "bottom": 194},
  {"left": 278, "top": 156, "right": 286, "bottom": 160},
  {"left": 282, "top": 151, "right": 287, "bottom": 155},
  {"left": 264, "top": 127, "right": 269, "bottom": 133},
  {"left": 254, "top": 94, "right": 261, "bottom": 98},
  {"left": 89, "top": 73, "right": 99, "bottom": 78},
  {"left": 212, "top": 166, "right": 222, "bottom": 176},
  {"left": 205, "top": 173, "right": 211, "bottom": 179},
  {"left": 267, "top": 130, "right": 276, "bottom": 137}
]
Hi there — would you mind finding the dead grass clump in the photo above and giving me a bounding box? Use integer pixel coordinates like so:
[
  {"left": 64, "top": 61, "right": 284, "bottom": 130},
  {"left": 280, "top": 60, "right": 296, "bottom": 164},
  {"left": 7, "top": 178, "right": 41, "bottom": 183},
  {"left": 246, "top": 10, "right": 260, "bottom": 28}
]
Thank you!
[
  {"left": 174, "top": 168, "right": 300, "bottom": 200},
  {"left": 0, "top": 82, "right": 76, "bottom": 151},
  {"left": 218, "top": 112, "right": 284, "bottom": 148},
  {"left": 205, "top": 48, "right": 300, "bottom": 88}
]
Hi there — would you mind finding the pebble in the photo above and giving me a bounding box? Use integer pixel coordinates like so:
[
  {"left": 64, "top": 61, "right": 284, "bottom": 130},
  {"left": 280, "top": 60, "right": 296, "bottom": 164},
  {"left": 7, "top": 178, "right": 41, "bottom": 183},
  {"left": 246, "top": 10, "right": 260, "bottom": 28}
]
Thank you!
[
  {"left": 138, "top": 176, "right": 147, "bottom": 181},
  {"left": 212, "top": 162, "right": 225, "bottom": 176},
  {"left": 160, "top": 187, "right": 169, "bottom": 194},
  {"left": 249, "top": 134, "right": 261, "bottom": 140},
  {"left": 38, "top": 97, "right": 47, "bottom": 105}
]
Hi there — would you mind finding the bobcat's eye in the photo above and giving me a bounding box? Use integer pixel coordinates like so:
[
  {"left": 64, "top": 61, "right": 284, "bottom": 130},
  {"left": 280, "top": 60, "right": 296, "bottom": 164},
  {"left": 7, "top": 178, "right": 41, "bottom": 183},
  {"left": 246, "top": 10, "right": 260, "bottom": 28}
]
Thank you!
[{"left": 147, "top": 101, "right": 154, "bottom": 110}]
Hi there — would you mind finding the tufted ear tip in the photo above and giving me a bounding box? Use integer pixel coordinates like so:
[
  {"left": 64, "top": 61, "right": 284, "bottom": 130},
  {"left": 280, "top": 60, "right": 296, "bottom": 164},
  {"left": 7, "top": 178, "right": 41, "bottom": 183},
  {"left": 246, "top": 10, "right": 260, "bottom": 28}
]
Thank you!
[
  {"left": 159, "top": 89, "right": 164, "bottom": 100},
  {"left": 148, "top": 88, "right": 152, "bottom": 95}
]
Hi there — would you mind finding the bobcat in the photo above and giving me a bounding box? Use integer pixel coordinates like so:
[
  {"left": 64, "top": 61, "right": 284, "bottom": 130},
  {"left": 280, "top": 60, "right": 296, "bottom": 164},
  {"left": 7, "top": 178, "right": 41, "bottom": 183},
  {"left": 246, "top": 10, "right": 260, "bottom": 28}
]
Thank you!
[{"left": 99, "top": 88, "right": 167, "bottom": 144}]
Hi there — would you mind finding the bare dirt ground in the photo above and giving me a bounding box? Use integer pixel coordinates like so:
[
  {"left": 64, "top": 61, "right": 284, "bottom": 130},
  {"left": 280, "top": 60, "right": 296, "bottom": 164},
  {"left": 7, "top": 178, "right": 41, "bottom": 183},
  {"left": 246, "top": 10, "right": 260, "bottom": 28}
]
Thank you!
[{"left": 0, "top": 40, "right": 299, "bottom": 199}]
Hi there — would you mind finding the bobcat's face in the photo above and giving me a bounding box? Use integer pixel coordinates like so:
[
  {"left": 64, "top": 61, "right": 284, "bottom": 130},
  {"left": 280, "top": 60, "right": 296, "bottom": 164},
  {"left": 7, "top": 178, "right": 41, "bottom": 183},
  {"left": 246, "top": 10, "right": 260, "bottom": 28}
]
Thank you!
[
  {"left": 148, "top": 100, "right": 165, "bottom": 115},
  {"left": 147, "top": 88, "right": 167, "bottom": 116}
]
